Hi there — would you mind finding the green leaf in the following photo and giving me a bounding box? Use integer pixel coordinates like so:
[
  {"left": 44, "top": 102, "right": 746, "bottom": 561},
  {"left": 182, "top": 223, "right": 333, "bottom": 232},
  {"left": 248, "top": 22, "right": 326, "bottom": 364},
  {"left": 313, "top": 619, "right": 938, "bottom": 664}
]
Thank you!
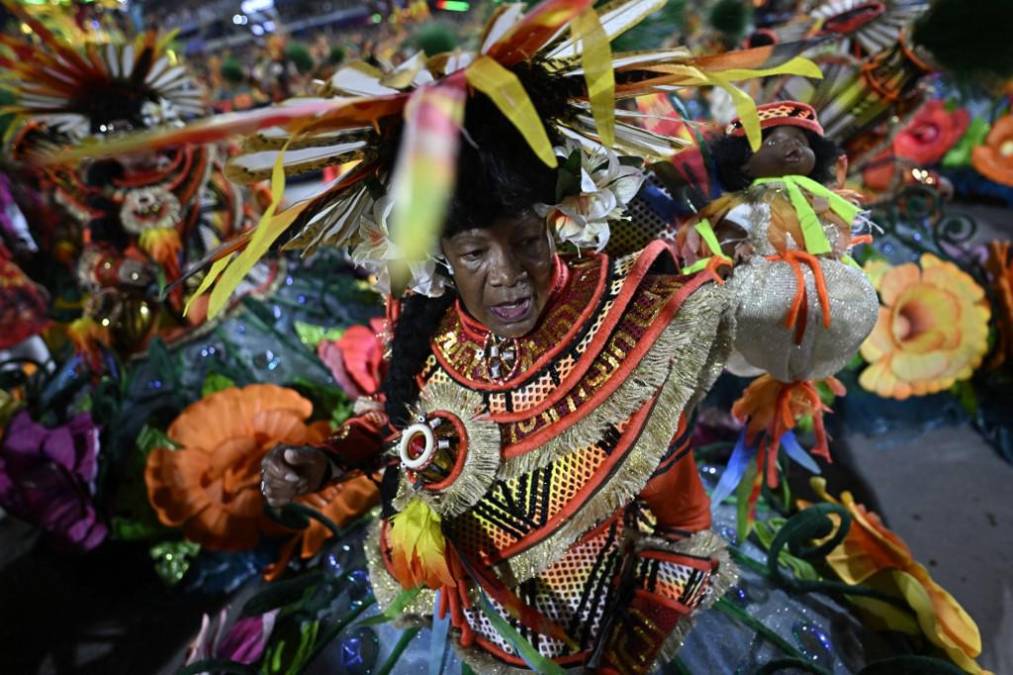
[
  {"left": 107, "top": 425, "right": 178, "bottom": 542},
  {"left": 950, "top": 379, "right": 978, "bottom": 415},
  {"left": 476, "top": 592, "right": 566, "bottom": 675},
  {"left": 264, "top": 619, "right": 320, "bottom": 675},
  {"left": 285, "top": 620, "right": 319, "bottom": 675},
  {"left": 375, "top": 627, "right": 421, "bottom": 675},
  {"left": 554, "top": 149, "right": 582, "bottom": 202},
  {"left": 290, "top": 377, "right": 353, "bottom": 426},
  {"left": 736, "top": 458, "right": 758, "bottom": 542},
  {"left": 753, "top": 519, "right": 820, "bottom": 582},
  {"left": 150, "top": 540, "right": 200, "bottom": 585},
  {"left": 202, "top": 372, "right": 236, "bottom": 397},
  {"left": 294, "top": 321, "right": 345, "bottom": 350},
  {"left": 112, "top": 516, "right": 171, "bottom": 542},
  {"left": 357, "top": 587, "right": 422, "bottom": 626},
  {"left": 136, "top": 424, "right": 179, "bottom": 454}
]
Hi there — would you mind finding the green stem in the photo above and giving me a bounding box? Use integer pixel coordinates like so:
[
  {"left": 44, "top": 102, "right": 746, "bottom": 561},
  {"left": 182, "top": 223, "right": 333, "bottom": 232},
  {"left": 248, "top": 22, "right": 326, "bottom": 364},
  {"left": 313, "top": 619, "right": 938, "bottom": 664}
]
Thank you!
[
  {"left": 298, "top": 595, "right": 376, "bottom": 673},
  {"left": 755, "top": 657, "right": 831, "bottom": 675},
  {"left": 727, "top": 545, "right": 770, "bottom": 578},
  {"left": 238, "top": 297, "right": 332, "bottom": 380},
  {"left": 375, "top": 627, "right": 422, "bottom": 675},
  {"left": 714, "top": 598, "right": 809, "bottom": 662}
]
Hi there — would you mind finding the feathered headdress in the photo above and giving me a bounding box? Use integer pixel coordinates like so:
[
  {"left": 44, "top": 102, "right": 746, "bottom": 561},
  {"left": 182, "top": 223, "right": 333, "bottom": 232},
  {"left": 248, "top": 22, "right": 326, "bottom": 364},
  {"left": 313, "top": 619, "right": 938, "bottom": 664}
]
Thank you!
[
  {"left": 0, "top": 2, "right": 205, "bottom": 143},
  {"left": 44, "top": 0, "right": 822, "bottom": 317}
]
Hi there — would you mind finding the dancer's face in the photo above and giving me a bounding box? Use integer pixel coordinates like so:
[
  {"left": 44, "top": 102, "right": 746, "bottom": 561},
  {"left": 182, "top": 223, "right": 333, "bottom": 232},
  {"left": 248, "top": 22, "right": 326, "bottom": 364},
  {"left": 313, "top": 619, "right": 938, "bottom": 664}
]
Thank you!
[
  {"left": 744, "top": 126, "right": 816, "bottom": 179},
  {"left": 442, "top": 212, "right": 555, "bottom": 338}
]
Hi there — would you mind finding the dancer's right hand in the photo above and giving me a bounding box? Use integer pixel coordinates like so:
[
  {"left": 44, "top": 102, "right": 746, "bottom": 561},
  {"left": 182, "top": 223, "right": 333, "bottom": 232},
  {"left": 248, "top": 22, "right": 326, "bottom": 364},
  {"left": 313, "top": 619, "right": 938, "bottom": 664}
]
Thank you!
[{"left": 260, "top": 445, "right": 330, "bottom": 507}]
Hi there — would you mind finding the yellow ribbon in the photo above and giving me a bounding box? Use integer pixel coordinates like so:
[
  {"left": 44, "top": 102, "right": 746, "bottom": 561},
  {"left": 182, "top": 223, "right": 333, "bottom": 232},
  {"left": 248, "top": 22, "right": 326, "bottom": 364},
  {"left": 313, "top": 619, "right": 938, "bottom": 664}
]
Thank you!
[
  {"left": 183, "top": 253, "right": 233, "bottom": 317},
  {"left": 205, "top": 127, "right": 302, "bottom": 318},
  {"left": 572, "top": 8, "right": 615, "bottom": 148},
  {"left": 465, "top": 55, "right": 558, "bottom": 168},
  {"left": 632, "top": 56, "right": 822, "bottom": 151}
]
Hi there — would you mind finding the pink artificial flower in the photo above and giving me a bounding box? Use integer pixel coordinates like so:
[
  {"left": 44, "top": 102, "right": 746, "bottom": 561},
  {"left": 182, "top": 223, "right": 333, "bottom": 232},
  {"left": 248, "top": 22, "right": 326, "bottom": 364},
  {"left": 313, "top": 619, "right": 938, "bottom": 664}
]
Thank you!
[{"left": 185, "top": 606, "right": 279, "bottom": 669}]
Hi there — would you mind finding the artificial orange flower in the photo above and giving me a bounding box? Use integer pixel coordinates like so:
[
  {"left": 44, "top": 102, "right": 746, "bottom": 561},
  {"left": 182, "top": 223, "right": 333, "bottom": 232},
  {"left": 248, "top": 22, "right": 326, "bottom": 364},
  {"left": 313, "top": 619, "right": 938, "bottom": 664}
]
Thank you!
[
  {"left": 859, "top": 254, "right": 990, "bottom": 399},
  {"left": 265, "top": 474, "right": 380, "bottom": 581},
  {"left": 985, "top": 241, "right": 1013, "bottom": 368},
  {"left": 146, "top": 384, "right": 330, "bottom": 551},
  {"left": 971, "top": 114, "right": 1013, "bottom": 186},
  {"left": 806, "top": 478, "right": 989, "bottom": 675}
]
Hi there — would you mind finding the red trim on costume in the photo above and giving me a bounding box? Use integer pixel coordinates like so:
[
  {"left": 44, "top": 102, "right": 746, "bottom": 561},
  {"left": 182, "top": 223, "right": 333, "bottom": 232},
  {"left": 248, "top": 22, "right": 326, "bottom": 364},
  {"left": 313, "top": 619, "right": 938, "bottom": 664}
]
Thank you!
[
  {"left": 725, "top": 100, "right": 824, "bottom": 138},
  {"left": 438, "top": 254, "right": 598, "bottom": 392},
  {"left": 630, "top": 587, "right": 693, "bottom": 615},
  {"left": 493, "top": 240, "right": 686, "bottom": 428},
  {"left": 421, "top": 410, "right": 470, "bottom": 491},
  {"left": 501, "top": 269, "right": 710, "bottom": 458},
  {"left": 490, "top": 391, "right": 660, "bottom": 563}
]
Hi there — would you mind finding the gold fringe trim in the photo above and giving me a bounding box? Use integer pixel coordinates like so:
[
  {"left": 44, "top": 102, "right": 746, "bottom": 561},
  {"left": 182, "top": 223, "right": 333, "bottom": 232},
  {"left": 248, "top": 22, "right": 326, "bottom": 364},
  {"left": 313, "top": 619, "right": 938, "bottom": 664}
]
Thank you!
[
  {"left": 644, "top": 530, "right": 740, "bottom": 668},
  {"left": 393, "top": 381, "right": 502, "bottom": 518},
  {"left": 362, "top": 517, "right": 437, "bottom": 618},
  {"left": 498, "top": 283, "right": 732, "bottom": 482},
  {"left": 494, "top": 285, "right": 734, "bottom": 586},
  {"left": 451, "top": 640, "right": 552, "bottom": 675}
]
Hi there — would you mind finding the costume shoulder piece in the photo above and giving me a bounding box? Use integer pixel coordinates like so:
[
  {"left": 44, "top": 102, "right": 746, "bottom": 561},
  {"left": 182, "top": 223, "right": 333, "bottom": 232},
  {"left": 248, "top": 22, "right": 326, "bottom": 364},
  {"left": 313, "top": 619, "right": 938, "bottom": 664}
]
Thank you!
[{"left": 385, "top": 242, "right": 733, "bottom": 584}]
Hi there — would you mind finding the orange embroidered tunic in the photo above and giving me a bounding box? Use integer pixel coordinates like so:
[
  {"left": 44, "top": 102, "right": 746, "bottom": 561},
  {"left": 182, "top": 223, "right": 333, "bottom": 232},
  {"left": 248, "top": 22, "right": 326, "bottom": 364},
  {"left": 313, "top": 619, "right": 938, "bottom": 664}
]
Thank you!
[{"left": 333, "top": 241, "right": 741, "bottom": 674}]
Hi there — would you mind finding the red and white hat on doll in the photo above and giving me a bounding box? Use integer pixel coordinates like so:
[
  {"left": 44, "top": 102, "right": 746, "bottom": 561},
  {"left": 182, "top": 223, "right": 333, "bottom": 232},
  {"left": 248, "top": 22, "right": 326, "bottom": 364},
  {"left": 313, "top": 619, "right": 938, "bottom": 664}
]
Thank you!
[{"left": 724, "top": 100, "right": 824, "bottom": 138}]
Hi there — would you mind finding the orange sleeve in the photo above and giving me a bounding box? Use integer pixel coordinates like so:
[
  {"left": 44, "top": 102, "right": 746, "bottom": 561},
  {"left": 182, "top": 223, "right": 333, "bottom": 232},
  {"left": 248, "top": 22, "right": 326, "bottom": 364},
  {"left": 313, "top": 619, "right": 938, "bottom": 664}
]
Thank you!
[
  {"left": 319, "top": 412, "right": 389, "bottom": 473},
  {"left": 639, "top": 449, "right": 712, "bottom": 534}
]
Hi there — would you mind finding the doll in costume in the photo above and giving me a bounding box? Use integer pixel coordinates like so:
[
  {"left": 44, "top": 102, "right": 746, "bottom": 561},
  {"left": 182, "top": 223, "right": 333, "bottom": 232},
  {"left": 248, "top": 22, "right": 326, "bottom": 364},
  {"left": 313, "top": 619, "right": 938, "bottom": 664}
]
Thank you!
[{"left": 677, "top": 100, "right": 878, "bottom": 501}]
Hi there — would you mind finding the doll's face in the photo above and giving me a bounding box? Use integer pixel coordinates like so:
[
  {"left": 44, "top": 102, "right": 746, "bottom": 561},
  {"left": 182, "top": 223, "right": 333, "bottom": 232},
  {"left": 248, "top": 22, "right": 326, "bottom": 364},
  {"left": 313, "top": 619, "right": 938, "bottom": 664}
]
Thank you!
[{"left": 743, "top": 126, "right": 816, "bottom": 179}]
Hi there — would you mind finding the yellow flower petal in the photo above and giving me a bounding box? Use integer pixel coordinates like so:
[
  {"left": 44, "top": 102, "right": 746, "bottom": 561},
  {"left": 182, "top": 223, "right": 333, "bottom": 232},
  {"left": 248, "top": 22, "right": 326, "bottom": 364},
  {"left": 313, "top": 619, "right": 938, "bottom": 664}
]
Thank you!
[
  {"left": 863, "top": 259, "right": 891, "bottom": 290},
  {"left": 858, "top": 256, "right": 990, "bottom": 399},
  {"left": 860, "top": 308, "right": 895, "bottom": 362},
  {"left": 892, "top": 568, "right": 988, "bottom": 674},
  {"left": 879, "top": 262, "right": 921, "bottom": 306}
]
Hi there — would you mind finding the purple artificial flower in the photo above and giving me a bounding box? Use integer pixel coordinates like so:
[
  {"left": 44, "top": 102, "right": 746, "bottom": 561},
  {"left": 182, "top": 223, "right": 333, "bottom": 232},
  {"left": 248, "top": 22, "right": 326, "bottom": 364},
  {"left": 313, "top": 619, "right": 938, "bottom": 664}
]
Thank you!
[
  {"left": 185, "top": 606, "right": 280, "bottom": 668},
  {"left": 0, "top": 410, "right": 107, "bottom": 551}
]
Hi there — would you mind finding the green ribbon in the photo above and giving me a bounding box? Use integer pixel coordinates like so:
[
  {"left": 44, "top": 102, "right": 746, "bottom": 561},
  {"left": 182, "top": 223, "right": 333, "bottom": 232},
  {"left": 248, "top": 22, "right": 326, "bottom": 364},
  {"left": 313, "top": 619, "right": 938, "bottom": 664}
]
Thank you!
[
  {"left": 752, "top": 175, "right": 863, "bottom": 256},
  {"left": 680, "top": 218, "right": 732, "bottom": 275},
  {"left": 476, "top": 591, "right": 566, "bottom": 675}
]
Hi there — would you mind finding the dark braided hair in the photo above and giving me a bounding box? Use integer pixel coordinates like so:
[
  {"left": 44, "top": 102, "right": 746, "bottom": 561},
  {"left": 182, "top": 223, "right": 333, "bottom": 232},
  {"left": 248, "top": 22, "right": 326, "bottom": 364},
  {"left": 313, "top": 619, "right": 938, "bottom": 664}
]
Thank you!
[
  {"left": 709, "top": 128, "right": 841, "bottom": 192},
  {"left": 382, "top": 91, "right": 561, "bottom": 426}
]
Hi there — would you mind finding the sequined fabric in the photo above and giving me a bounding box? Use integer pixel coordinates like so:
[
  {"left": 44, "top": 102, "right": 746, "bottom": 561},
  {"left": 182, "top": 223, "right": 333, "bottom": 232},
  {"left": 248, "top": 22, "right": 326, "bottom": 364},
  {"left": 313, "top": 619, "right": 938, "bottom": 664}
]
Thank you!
[{"left": 730, "top": 258, "right": 879, "bottom": 381}]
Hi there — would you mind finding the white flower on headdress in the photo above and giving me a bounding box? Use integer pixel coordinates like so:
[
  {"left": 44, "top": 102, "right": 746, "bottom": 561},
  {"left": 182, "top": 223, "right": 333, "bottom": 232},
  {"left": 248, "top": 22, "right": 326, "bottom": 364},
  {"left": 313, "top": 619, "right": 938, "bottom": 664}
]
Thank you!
[
  {"left": 350, "top": 196, "right": 447, "bottom": 297},
  {"left": 535, "top": 139, "right": 645, "bottom": 252}
]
